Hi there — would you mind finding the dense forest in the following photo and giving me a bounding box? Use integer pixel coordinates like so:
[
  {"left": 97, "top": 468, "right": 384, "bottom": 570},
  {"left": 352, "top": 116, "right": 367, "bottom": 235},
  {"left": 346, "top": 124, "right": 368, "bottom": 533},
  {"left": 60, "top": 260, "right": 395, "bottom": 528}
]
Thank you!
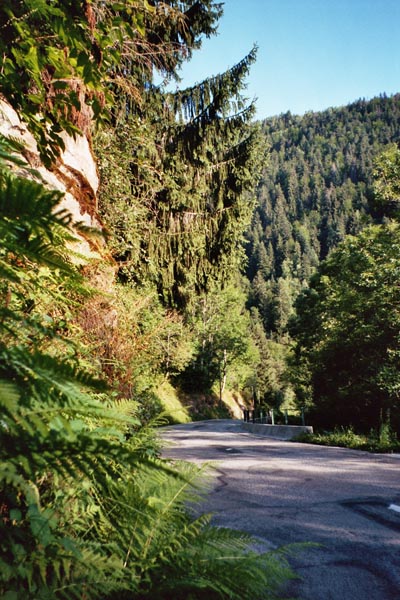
[
  {"left": 247, "top": 94, "right": 400, "bottom": 335},
  {"left": 245, "top": 95, "right": 400, "bottom": 433}
]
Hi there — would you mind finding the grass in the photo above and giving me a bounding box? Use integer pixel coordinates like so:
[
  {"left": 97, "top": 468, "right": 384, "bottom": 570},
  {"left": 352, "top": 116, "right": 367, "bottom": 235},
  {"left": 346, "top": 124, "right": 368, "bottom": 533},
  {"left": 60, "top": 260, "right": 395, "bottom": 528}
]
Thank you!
[
  {"left": 295, "top": 424, "right": 400, "bottom": 453},
  {"left": 156, "top": 380, "right": 191, "bottom": 424}
]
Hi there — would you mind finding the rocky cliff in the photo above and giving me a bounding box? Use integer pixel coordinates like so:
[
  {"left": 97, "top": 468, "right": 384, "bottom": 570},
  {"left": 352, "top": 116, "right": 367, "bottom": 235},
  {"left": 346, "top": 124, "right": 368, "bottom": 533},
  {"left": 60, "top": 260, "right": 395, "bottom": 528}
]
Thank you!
[{"left": 0, "top": 98, "right": 103, "bottom": 259}]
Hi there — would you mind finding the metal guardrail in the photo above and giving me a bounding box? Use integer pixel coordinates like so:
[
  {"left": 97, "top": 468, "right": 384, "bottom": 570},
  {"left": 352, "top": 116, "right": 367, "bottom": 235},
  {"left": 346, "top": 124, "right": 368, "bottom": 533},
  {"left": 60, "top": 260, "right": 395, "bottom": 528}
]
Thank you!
[
  {"left": 242, "top": 408, "right": 306, "bottom": 426},
  {"left": 243, "top": 409, "right": 273, "bottom": 424}
]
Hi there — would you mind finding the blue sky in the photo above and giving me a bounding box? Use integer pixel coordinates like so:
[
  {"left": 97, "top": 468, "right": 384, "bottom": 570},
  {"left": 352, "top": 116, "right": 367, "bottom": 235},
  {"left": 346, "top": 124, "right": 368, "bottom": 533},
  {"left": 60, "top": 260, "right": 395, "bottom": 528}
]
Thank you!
[{"left": 174, "top": 0, "right": 400, "bottom": 119}]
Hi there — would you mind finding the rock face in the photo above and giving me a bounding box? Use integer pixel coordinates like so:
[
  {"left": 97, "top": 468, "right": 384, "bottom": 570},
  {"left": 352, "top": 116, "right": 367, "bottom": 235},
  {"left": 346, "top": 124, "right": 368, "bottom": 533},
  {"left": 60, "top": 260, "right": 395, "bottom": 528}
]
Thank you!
[{"left": 0, "top": 98, "right": 103, "bottom": 258}]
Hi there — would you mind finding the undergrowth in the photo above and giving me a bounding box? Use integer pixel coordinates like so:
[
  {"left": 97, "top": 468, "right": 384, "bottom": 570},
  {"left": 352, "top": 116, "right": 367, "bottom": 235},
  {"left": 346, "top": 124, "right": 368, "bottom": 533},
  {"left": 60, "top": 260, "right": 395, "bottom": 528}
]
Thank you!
[{"left": 295, "top": 425, "right": 400, "bottom": 453}]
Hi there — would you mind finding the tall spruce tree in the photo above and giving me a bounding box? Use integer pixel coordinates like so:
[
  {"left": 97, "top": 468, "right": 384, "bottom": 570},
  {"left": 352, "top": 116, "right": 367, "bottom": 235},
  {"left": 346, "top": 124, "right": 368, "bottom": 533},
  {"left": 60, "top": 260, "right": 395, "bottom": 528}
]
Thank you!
[{"left": 97, "top": 46, "right": 263, "bottom": 306}]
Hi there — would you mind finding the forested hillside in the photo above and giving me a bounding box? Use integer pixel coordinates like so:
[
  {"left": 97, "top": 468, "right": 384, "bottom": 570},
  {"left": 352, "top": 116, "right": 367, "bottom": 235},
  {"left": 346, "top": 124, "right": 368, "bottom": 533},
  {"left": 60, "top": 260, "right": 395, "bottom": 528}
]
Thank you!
[{"left": 246, "top": 94, "right": 400, "bottom": 336}]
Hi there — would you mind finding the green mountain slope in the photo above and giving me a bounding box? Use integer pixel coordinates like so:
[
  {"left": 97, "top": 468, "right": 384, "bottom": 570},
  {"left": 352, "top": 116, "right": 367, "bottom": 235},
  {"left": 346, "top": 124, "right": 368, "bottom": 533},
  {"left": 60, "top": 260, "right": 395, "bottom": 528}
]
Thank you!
[{"left": 246, "top": 93, "right": 400, "bottom": 336}]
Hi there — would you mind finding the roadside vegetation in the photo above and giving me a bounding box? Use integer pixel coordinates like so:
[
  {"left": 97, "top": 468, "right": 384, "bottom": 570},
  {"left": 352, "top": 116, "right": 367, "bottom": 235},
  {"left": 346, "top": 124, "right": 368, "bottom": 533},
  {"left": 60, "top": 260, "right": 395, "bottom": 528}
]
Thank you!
[
  {"left": 0, "top": 1, "right": 294, "bottom": 598},
  {"left": 246, "top": 99, "right": 400, "bottom": 441},
  {"left": 295, "top": 425, "right": 400, "bottom": 453}
]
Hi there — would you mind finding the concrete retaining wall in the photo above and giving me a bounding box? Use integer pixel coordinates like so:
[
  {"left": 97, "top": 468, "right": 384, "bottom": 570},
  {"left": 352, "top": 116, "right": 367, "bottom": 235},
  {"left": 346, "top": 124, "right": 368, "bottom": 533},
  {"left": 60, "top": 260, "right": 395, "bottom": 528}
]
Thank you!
[{"left": 241, "top": 422, "right": 313, "bottom": 440}]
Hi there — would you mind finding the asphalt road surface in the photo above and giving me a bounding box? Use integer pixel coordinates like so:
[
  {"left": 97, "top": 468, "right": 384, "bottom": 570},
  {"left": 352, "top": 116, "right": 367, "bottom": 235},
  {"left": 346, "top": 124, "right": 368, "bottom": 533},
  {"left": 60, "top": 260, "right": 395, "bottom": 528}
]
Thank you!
[{"left": 161, "top": 419, "right": 400, "bottom": 600}]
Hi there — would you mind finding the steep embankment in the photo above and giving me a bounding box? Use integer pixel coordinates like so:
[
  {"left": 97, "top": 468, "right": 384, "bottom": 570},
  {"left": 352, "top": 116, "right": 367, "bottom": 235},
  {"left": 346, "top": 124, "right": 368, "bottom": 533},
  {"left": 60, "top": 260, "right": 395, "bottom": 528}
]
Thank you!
[{"left": 0, "top": 98, "right": 194, "bottom": 423}]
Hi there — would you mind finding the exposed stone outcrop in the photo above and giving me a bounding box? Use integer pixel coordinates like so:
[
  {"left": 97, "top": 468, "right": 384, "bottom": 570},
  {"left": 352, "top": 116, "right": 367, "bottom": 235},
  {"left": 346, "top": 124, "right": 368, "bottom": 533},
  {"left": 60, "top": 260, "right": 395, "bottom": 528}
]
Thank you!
[
  {"left": 0, "top": 99, "right": 121, "bottom": 372},
  {"left": 0, "top": 98, "right": 103, "bottom": 258}
]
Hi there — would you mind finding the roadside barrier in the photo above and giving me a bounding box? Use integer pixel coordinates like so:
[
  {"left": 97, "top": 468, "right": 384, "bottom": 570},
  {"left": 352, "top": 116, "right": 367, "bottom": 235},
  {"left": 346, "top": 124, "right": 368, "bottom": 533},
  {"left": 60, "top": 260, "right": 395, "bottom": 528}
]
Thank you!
[{"left": 242, "top": 409, "right": 313, "bottom": 440}]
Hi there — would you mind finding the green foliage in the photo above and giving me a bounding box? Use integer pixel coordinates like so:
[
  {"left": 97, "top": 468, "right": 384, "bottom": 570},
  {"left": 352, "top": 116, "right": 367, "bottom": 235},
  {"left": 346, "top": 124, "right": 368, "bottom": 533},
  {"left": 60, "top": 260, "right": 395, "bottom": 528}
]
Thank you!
[
  {"left": 296, "top": 426, "right": 400, "bottom": 453},
  {"left": 178, "top": 282, "right": 258, "bottom": 395},
  {"left": 1, "top": 0, "right": 104, "bottom": 163},
  {"left": 75, "top": 272, "right": 195, "bottom": 417},
  {"left": 0, "top": 1, "right": 224, "bottom": 165},
  {"left": 0, "top": 0, "right": 299, "bottom": 596},
  {"left": 94, "top": 44, "right": 264, "bottom": 400},
  {"left": 372, "top": 143, "right": 400, "bottom": 218},
  {"left": 97, "top": 461, "right": 296, "bottom": 600},
  {"left": 295, "top": 427, "right": 371, "bottom": 449},
  {"left": 0, "top": 136, "right": 118, "bottom": 596},
  {"left": 96, "top": 47, "right": 263, "bottom": 307},
  {"left": 243, "top": 94, "right": 400, "bottom": 422},
  {"left": 289, "top": 222, "right": 400, "bottom": 432},
  {"left": 4, "top": 0, "right": 264, "bottom": 407},
  {"left": 249, "top": 308, "right": 294, "bottom": 409},
  {"left": 246, "top": 94, "right": 400, "bottom": 338},
  {"left": 0, "top": 134, "right": 294, "bottom": 598},
  {"left": 155, "top": 380, "right": 190, "bottom": 424}
]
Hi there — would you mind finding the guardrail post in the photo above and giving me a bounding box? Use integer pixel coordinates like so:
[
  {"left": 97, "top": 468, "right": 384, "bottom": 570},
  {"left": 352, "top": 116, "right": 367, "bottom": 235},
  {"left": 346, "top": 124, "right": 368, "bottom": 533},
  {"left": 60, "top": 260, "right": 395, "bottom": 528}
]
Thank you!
[{"left": 270, "top": 409, "right": 274, "bottom": 425}]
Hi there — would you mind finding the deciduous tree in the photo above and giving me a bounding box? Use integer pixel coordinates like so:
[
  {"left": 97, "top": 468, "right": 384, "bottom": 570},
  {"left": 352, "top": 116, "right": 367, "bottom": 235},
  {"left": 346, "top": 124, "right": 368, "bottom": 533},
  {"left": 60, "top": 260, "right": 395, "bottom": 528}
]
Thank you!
[{"left": 290, "top": 223, "right": 400, "bottom": 432}]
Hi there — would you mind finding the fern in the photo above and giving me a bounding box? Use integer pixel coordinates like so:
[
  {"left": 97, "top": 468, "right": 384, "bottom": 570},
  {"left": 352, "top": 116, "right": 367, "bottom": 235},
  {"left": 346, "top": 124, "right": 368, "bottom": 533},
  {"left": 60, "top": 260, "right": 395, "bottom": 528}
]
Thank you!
[
  {"left": 84, "top": 459, "right": 296, "bottom": 600},
  {"left": 0, "top": 136, "right": 124, "bottom": 597}
]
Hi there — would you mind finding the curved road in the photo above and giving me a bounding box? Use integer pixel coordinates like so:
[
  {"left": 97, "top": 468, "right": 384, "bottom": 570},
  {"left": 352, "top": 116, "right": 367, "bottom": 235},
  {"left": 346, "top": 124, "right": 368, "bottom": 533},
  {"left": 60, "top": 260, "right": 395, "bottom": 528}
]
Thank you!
[{"left": 161, "top": 419, "right": 400, "bottom": 600}]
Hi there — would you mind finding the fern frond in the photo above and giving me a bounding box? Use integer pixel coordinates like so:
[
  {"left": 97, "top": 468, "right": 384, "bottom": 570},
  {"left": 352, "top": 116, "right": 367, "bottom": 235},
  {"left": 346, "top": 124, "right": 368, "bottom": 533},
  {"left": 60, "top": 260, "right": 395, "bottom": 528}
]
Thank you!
[
  {"left": 0, "top": 133, "right": 28, "bottom": 171},
  {"left": 1, "top": 345, "right": 106, "bottom": 403},
  {"left": 0, "top": 257, "right": 23, "bottom": 284}
]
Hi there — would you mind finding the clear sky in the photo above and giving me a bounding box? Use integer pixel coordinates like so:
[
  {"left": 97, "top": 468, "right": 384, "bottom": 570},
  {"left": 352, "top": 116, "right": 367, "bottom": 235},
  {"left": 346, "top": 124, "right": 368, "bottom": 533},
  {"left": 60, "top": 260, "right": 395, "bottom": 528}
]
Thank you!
[{"left": 173, "top": 0, "right": 400, "bottom": 120}]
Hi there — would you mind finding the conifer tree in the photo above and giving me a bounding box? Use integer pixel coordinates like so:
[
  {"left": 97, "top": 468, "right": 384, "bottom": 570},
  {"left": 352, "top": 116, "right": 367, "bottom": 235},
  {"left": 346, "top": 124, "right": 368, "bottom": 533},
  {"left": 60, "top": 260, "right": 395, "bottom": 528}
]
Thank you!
[
  {"left": 98, "top": 47, "right": 263, "bottom": 306},
  {"left": 246, "top": 93, "right": 400, "bottom": 341}
]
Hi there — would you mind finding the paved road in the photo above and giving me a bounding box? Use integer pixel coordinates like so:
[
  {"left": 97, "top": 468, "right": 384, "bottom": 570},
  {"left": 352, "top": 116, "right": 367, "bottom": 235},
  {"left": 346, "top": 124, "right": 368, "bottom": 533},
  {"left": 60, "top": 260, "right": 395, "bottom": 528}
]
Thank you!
[{"left": 161, "top": 419, "right": 400, "bottom": 600}]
